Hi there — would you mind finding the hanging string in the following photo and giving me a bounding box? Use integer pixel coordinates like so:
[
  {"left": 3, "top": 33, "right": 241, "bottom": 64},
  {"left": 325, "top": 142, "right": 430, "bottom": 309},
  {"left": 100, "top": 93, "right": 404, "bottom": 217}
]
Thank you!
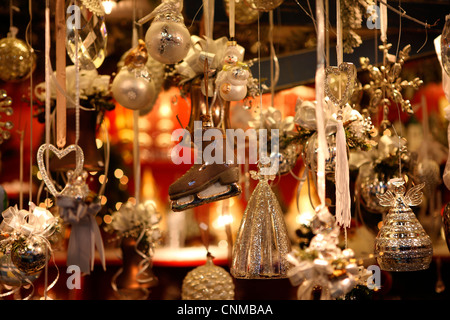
[
  {"left": 228, "top": 0, "right": 235, "bottom": 39},
  {"left": 395, "top": 0, "right": 402, "bottom": 60},
  {"left": 269, "top": 10, "right": 280, "bottom": 108},
  {"left": 132, "top": 0, "right": 141, "bottom": 205}
]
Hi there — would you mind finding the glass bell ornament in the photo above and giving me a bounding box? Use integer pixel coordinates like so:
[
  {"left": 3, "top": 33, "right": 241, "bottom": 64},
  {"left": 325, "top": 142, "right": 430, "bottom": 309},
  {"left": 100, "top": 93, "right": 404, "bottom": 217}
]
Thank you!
[
  {"left": 141, "top": 0, "right": 191, "bottom": 65},
  {"left": 231, "top": 167, "right": 291, "bottom": 279},
  {"left": 374, "top": 178, "right": 433, "bottom": 272},
  {"left": 182, "top": 253, "right": 234, "bottom": 300},
  {"left": 66, "top": 0, "right": 107, "bottom": 70},
  {"left": 0, "top": 27, "right": 36, "bottom": 82},
  {"left": 10, "top": 236, "right": 49, "bottom": 276},
  {"left": 112, "top": 40, "right": 156, "bottom": 111},
  {"left": 441, "top": 14, "right": 450, "bottom": 76},
  {"left": 244, "top": 0, "right": 284, "bottom": 12}
]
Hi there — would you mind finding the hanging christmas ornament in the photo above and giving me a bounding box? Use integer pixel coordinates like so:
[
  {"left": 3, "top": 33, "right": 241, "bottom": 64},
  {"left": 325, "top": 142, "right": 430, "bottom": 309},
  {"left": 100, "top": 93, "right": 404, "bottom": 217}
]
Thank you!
[
  {"left": 139, "top": 0, "right": 191, "bottom": 65},
  {"left": 0, "top": 27, "right": 36, "bottom": 82},
  {"left": 0, "top": 90, "right": 13, "bottom": 144},
  {"left": 441, "top": 14, "right": 450, "bottom": 77},
  {"left": 231, "top": 167, "right": 291, "bottom": 279},
  {"left": 375, "top": 178, "right": 433, "bottom": 271},
  {"left": 215, "top": 42, "right": 250, "bottom": 102},
  {"left": 106, "top": 201, "right": 162, "bottom": 300},
  {"left": 303, "top": 132, "right": 337, "bottom": 175},
  {"left": 66, "top": 0, "right": 107, "bottom": 70},
  {"left": 244, "top": 0, "right": 284, "bottom": 12},
  {"left": 112, "top": 40, "right": 156, "bottom": 111},
  {"left": 0, "top": 245, "right": 41, "bottom": 287},
  {"left": 182, "top": 253, "right": 234, "bottom": 300},
  {"left": 224, "top": 0, "right": 259, "bottom": 25},
  {"left": 443, "top": 202, "right": 450, "bottom": 253},
  {"left": 11, "top": 236, "right": 49, "bottom": 275},
  {"left": 360, "top": 43, "right": 423, "bottom": 131}
]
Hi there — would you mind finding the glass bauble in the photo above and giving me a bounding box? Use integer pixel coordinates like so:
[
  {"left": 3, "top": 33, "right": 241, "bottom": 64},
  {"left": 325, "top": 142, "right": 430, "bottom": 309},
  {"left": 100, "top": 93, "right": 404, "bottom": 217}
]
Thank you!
[
  {"left": 0, "top": 242, "right": 40, "bottom": 287},
  {"left": 358, "top": 164, "right": 393, "bottom": 214},
  {"left": 374, "top": 180, "right": 433, "bottom": 272},
  {"left": 231, "top": 171, "right": 291, "bottom": 279},
  {"left": 244, "top": 0, "right": 284, "bottom": 12},
  {"left": 441, "top": 14, "right": 450, "bottom": 76},
  {"left": 272, "top": 143, "right": 301, "bottom": 175},
  {"left": 66, "top": 0, "right": 107, "bottom": 70},
  {"left": 145, "top": 12, "right": 191, "bottom": 65},
  {"left": 112, "top": 67, "right": 156, "bottom": 111},
  {"left": 182, "top": 255, "right": 234, "bottom": 300},
  {"left": 224, "top": 0, "right": 260, "bottom": 25},
  {"left": 11, "top": 236, "right": 49, "bottom": 275},
  {"left": 303, "top": 132, "right": 337, "bottom": 175},
  {"left": 0, "top": 36, "right": 36, "bottom": 82}
]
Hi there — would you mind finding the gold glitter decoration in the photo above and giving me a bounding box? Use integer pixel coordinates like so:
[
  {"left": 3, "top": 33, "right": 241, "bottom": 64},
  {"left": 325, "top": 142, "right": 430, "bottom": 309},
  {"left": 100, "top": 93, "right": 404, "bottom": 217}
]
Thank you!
[{"left": 0, "top": 36, "right": 36, "bottom": 82}]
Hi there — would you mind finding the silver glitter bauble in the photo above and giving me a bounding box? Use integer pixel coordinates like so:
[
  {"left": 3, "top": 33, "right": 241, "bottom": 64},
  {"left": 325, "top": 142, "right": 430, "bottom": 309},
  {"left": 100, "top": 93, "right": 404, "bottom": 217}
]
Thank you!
[
  {"left": 0, "top": 242, "right": 41, "bottom": 287},
  {"left": 303, "top": 132, "right": 337, "bottom": 175},
  {"left": 244, "top": 0, "right": 284, "bottom": 12},
  {"left": 0, "top": 36, "right": 36, "bottom": 82},
  {"left": 145, "top": 13, "right": 191, "bottom": 65},
  {"left": 231, "top": 171, "right": 291, "bottom": 279},
  {"left": 374, "top": 179, "right": 433, "bottom": 272},
  {"left": 11, "top": 236, "right": 49, "bottom": 275},
  {"left": 357, "top": 164, "right": 393, "bottom": 214},
  {"left": 182, "top": 255, "right": 234, "bottom": 300}
]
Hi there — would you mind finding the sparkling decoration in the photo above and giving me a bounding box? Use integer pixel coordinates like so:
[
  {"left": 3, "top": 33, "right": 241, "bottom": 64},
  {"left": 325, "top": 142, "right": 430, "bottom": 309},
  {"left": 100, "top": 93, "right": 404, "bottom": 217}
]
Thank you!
[
  {"left": 231, "top": 168, "right": 291, "bottom": 279},
  {"left": 0, "top": 247, "right": 41, "bottom": 287},
  {"left": 244, "top": 0, "right": 284, "bottom": 12},
  {"left": 0, "top": 90, "right": 13, "bottom": 144},
  {"left": 287, "top": 207, "right": 361, "bottom": 300},
  {"left": 0, "top": 27, "right": 36, "bottom": 82},
  {"left": 60, "top": 169, "right": 91, "bottom": 200},
  {"left": 375, "top": 178, "right": 433, "bottom": 271},
  {"left": 324, "top": 62, "right": 357, "bottom": 108},
  {"left": 340, "top": 0, "right": 364, "bottom": 54},
  {"left": 303, "top": 132, "right": 338, "bottom": 175},
  {"left": 0, "top": 204, "right": 57, "bottom": 279},
  {"left": 112, "top": 40, "right": 156, "bottom": 111},
  {"left": 224, "top": 0, "right": 260, "bottom": 25},
  {"left": 141, "top": 0, "right": 191, "bottom": 65},
  {"left": 106, "top": 201, "right": 162, "bottom": 299},
  {"left": 66, "top": 0, "right": 107, "bottom": 70},
  {"left": 182, "top": 253, "right": 234, "bottom": 300},
  {"left": 11, "top": 236, "right": 49, "bottom": 275},
  {"left": 441, "top": 14, "right": 450, "bottom": 76},
  {"left": 37, "top": 144, "right": 85, "bottom": 197},
  {"left": 360, "top": 43, "right": 423, "bottom": 131}
]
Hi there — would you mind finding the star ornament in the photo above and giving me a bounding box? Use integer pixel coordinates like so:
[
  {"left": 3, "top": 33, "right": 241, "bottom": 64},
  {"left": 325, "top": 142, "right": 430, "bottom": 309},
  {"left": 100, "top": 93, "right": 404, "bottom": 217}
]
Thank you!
[{"left": 360, "top": 43, "right": 423, "bottom": 130}]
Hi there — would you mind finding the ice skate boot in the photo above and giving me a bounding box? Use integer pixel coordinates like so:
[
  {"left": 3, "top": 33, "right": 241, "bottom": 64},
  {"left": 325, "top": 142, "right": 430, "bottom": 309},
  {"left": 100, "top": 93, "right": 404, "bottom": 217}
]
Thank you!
[{"left": 169, "top": 117, "right": 241, "bottom": 212}]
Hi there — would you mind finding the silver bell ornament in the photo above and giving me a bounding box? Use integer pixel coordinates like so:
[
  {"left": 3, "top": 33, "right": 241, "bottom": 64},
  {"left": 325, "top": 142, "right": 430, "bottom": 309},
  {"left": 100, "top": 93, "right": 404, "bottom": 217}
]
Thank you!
[
  {"left": 11, "top": 236, "right": 49, "bottom": 275},
  {"left": 374, "top": 178, "right": 433, "bottom": 272},
  {"left": 140, "top": 0, "right": 191, "bottom": 65},
  {"left": 112, "top": 40, "right": 156, "bottom": 111},
  {"left": 182, "top": 253, "right": 235, "bottom": 300}
]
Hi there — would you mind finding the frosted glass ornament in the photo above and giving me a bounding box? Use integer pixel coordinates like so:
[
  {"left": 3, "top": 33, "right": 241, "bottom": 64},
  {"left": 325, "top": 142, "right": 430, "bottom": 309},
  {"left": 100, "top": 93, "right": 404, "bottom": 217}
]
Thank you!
[{"left": 231, "top": 170, "right": 291, "bottom": 279}]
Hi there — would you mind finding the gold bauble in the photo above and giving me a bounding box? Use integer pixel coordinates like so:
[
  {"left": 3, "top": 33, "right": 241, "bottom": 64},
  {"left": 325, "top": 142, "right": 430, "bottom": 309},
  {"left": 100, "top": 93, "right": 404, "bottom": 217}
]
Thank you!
[{"left": 0, "top": 37, "right": 36, "bottom": 82}]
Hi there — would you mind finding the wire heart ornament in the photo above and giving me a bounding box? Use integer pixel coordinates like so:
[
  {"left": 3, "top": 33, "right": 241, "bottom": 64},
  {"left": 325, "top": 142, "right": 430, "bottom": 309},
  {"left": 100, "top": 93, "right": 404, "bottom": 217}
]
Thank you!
[
  {"left": 37, "top": 144, "right": 85, "bottom": 197},
  {"left": 324, "top": 62, "right": 356, "bottom": 108}
]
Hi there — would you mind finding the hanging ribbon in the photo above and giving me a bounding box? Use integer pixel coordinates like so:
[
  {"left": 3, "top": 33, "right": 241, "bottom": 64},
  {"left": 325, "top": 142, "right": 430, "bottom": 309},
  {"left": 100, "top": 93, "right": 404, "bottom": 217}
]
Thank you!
[
  {"left": 434, "top": 36, "right": 450, "bottom": 189},
  {"left": 335, "top": 113, "right": 351, "bottom": 229},
  {"left": 56, "top": 196, "right": 106, "bottom": 274},
  {"left": 380, "top": 0, "right": 388, "bottom": 43},
  {"left": 315, "top": 0, "right": 328, "bottom": 206}
]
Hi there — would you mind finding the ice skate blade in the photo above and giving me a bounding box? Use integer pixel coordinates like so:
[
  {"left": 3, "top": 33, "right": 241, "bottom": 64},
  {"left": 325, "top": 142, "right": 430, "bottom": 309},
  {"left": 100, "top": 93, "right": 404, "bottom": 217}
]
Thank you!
[{"left": 171, "top": 182, "right": 241, "bottom": 212}]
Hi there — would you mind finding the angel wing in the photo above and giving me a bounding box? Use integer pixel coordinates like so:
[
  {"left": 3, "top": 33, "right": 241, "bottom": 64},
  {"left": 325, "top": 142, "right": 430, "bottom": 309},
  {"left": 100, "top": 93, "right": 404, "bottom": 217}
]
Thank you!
[
  {"left": 376, "top": 190, "right": 395, "bottom": 207},
  {"left": 404, "top": 182, "right": 425, "bottom": 207}
]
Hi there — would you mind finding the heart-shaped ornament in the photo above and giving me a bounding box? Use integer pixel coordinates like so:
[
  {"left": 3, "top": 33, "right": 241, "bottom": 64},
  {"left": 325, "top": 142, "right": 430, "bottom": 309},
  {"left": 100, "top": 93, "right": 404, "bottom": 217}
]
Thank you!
[
  {"left": 325, "top": 62, "right": 356, "bottom": 108},
  {"left": 37, "top": 144, "right": 85, "bottom": 197}
]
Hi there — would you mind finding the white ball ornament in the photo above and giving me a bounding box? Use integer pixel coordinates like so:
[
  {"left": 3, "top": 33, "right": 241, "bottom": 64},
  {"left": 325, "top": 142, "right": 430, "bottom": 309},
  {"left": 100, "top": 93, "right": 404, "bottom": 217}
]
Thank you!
[
  {"left": 112, "top": 40, "right": 156, "bottom": 111},
  {"left": 144, "top": 12, "right": 191, "bottom": 65}
]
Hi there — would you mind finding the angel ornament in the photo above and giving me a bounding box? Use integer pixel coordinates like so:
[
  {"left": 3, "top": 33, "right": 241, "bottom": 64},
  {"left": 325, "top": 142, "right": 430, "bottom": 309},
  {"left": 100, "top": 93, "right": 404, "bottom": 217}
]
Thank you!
[{"left": 375, "top": 178, "right": 433, "bottom": 272}]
